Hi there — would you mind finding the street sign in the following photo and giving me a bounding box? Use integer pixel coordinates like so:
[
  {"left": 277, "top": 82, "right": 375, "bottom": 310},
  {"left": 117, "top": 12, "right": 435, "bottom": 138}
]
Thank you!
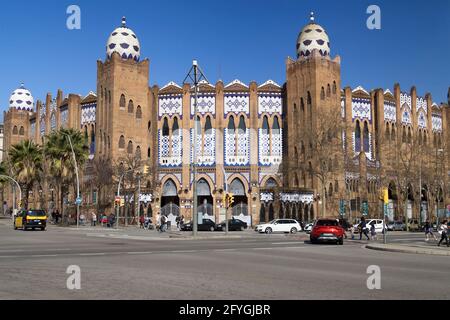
[{"left": 75, "top": 197, "right": 82, "bottom": 205}]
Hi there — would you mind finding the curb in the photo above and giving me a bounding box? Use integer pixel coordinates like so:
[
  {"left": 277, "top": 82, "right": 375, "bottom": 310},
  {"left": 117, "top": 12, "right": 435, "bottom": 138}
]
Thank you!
[{"left": 366, "top": 244, "right": 450, "bottom": 256}]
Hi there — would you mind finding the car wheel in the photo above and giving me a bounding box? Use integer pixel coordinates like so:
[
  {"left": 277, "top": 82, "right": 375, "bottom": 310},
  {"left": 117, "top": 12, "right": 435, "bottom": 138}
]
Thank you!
[
  {"left": 310, "top": 237, "right": 316, "bottom": 244},
  {"left": 240, "top": 226, "right": 245, "bottom": 231},
  {"left": 338, "top": 238, "right": 344, "bottom": 245},
  {"left": 210, "top": 226, "right": 215, "bottom": 232},
  {"left": 265, "top": 227, "right": 272, "bottom": 234},
  {"left": 41, "top": 227, "right": 46, "bottom": 231},
  {"left": 32, "top": 227, "right": 35, "bottom": 231},
  {"left": 290, "top": 227, "right": 297, "bottom": 234}
]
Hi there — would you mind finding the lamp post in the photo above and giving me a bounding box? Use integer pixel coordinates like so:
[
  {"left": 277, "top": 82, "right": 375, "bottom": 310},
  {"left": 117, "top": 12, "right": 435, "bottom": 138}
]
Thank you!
[
  {"left": 436, "top": 148, "right": 444, "bottom": 224},
  {"left": 183, "top": 60, "right": 209, "bottom": 237},
  {"left": 117, "top": 168, "right": 133, "bottom": 229}
]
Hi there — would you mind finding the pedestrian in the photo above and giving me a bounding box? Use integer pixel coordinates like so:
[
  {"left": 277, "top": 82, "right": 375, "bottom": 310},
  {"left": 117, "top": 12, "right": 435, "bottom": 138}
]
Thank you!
[
  {"left": 175, "top": 216, "right": 181, "bottom": 230},
  {"left": 349, "top": 224, "right": 355, "bottom": 240},
  {"left": 359, "top": 216, "right": 370, "bottom": 240},
  {"left": 180, "top": 215, "right": 185, "bottom": 228},
  {"left": 160, "top": 214, "right": 167, "bottom": 233},
  {"left": 55, "top": 209, "right": 60, "bottom": 224},
  {"left": 437, "top": 220, "right": 449, "bottom": 247},
  {"left": 139, "top": 215, "right": 145, "bottom": 228},
  {"left": 91, "top": 212, "right": 97, "bottom": 227},
  {"left": 424, "top": 220, "right": 437, "bottom": 242},
  {"left": 3, "top": 201, "right": 7, "bottom": 216},
  {"left": 80, "top": 213, "right": 86, "bottom": 226},
  {"left": 370, "top": 222, "right": 377, "bottom": 241},
  {"left": 155, "top": 212, "right": 161, "bottom": 231},
  {"left": 51, "top": 209, "right": 56, "bottom": 224}
]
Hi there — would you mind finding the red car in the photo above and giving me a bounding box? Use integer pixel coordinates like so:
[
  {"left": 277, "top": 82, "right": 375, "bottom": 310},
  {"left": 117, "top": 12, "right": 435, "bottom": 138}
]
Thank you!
[{"left": 310, "top": 218, "right": 345, "bottom": 245}]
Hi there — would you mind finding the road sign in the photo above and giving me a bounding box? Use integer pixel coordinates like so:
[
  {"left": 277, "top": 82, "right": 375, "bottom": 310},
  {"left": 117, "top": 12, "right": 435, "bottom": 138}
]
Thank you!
[{"left": 75, "top": 197, "right": 82, "bottom": 205}]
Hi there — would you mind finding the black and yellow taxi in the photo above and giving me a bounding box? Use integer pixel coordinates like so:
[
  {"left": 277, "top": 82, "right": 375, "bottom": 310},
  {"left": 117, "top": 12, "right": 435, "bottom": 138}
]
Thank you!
[{"left": 14, "top": 209, "right": 47, "bottom": 231}]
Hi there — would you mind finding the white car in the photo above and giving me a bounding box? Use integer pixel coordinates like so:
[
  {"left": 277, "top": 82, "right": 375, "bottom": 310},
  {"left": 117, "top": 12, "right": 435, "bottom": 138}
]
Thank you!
[
  {"left": 256, "top": 219, "right": 302, "bottom": 234},
  {"left": 304, "top": 223, "right": 314, "bottom": 234},
  {"left": 354, "top": 219, "right": 387, "bottom": 233}
]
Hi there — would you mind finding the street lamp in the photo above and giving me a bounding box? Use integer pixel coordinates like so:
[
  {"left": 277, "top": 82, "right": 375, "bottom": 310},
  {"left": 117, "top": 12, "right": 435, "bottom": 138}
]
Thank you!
[
  {"left": 436, "top": 148, "right": 444, "bottom": 225},
  {"left": 0, "top": 175, "right": 22, "bottom": 222},
  {"left": 62, "top": 132, "right": 80, "bottom": 229}
]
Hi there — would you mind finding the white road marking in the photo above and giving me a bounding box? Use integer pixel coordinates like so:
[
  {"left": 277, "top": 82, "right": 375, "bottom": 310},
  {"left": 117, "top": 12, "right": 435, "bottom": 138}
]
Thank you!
[
  {"left": 31, "top": 254, "right": 58, "bottom": 257},
  {"left": 79, "top": 253, "right": 106, "bottom": 256},
  {"left": 271, "top": 242, "right": 304, "bottom": 245},
  {"left": 127, "top": 252, "right": 153, "bottom": 255},
  {"left": 214, "top": 249, "right": 237, "bottom": 252}
]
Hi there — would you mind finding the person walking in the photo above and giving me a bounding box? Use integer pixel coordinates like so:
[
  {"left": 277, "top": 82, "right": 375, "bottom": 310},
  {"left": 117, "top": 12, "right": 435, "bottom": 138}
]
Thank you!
[
  {"left": 359, "top": 217, "right": 370, "bottom": 240},
  {"left": 160, "top": 214, "right": 167, "bottom": 233},
  {"left": 91, "top": 212, "right": 97, "bottom": 227},
  {"left": 424, "top": 220, "right": 437, "bottom": 242},
  {"left": 155, "top": 212, "right": 161, "bottom": 232},
  {"left": 437, "top": 220, "right": 449, "bottom": 247},
  {"left": 370, "top": 222, "right": 378, "bottom": 241}
]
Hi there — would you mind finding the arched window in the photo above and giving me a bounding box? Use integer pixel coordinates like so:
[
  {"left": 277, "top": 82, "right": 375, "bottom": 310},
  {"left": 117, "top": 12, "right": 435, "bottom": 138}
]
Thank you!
[
  {"left": 196, "top": 116, "right": 202, "bottom": 135},
  {"left": 272, "top": 116, "right": 280, "bottom": 134},
  {"left": 163, "top": 179, "right": 177, "bottom": 197},
  {"left": 136, "top": 105, "right": 142, "bottom": 119},
  {"left": 135, "top": 145, "right": 141, "bottom": 159},
  {"left": 423, "top": 132, "right": 427, "bottom": 145},
  {"left": 294, "top": 146, "right": 298, "bottom": 160},
  {"left": 266, "top": 178, "right": 278, "bottom": 188},
  {"left": 307, "top": 92, "right": 312, "bottom": 105},
  {"left": 119, "top": 135, "right": 125, "bottom": 149},
  {"left": 238, "top": 115, "right": 246, "bottom": 134},
  {"left": 329, "top": 183, "right": 333, "bottom": 197},
  {"left": 407, "top": 127, "right": 412, "bottom": 143},
  {"left": 120, "top": 94, "right": 125, "bottom": 109},
  {"left": 363, "top": 122, "right": 370, "bottom": 152},
  {"left": 147, "top": 147, "right": 151, "bottom": 158},
  {"left": 355, "top": 121, "right": 361, "bottom": 152},
  {"left": 13, "top": 126, "right": 18, "bottom": 135},
  {"left": 148, "top": 121, "right": 151, "bottom": 132},
  {"left": 227, "top": 116, "right": 235, "bottom": 133},
  {"left": 334, "top": 180, "right": 339, "bottom": 193},
  {"left": 128, "top": 100, "right": 134, "bottom": 113},
  {"left": 301, "top": 141, "right": 305, "bottom": 161},
  {"left": 172, "top": 117, "right": 179, "bottom": 135},
  {"left": 391, "top": 123, "right": 396, "bottom": 141},
  {"left": 127, "top": 141, "right": 133, "bottom": 154},
  {"left": 230, "top": 178, "right": 245, "bottom": 196},
  {"left": 19, "top": 126, "right": 24, "bottom": 136},
  {"left": 320, "top": 87, "right": 325, "bottom": 100},
  {"left": 333, "top": 81, "right": 337, "bottom": 94},
  {"left": 262, "top": 115, "right": 269, "bottom": 134},
  {"left": 300, "top": 98, "right": 305, "bottom": 124},
  {"left": 327, "top": 84, "right": 331, "bottom": 97},
  {"left": 162, "top": 117, "right": 169, "bottom": 136},
  {"left": 205, "top": 116, "right": 212, "bottom": 135}
]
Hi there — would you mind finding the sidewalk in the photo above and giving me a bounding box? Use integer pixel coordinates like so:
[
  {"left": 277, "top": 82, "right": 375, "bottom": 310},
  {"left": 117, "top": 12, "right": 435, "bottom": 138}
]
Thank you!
[{"left": 366, "top": 243, "right": 450, "bottom": 256}]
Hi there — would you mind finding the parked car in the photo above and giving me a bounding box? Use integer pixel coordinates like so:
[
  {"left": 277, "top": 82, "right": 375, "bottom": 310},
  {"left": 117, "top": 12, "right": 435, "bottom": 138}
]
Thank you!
[
  {"left": 407, "top": 219, "right": 420, "bottom": 231},
  {"left": 310, "top": 218, "right": 345, "bottom": 245},
  {"left": 180, "top": 219, "right": 217, "bottom": 232},
  {"left": 14, "top": 209, "right": 47, "bottom": 231},
  {"left": 387, "top": 221, "right": 406, "bottom": 231},
  {"left": 304, "top": 222, "right": 314, "bottom": 234},
  {"left": 216, "top": 218, "right": 248, "bottom": 231},
  {"left": 255, "top": 219, "right": 302, "bottom": 234}
]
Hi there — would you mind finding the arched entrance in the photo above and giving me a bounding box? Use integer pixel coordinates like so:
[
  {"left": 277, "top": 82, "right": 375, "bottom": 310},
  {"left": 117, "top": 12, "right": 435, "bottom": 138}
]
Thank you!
[
  {"left": 197, "top": 179, "right": 214, "bottom": 221},
  {"left": 161, "top": 179, "right": 180, "bottom": 227},
  {"left": 230, "top": 178, "right": 250, "bottom": 226}
]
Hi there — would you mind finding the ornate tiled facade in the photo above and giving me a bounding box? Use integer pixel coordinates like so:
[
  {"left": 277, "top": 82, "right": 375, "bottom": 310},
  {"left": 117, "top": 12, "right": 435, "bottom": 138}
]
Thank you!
[{"left": 2, "top": 15, "right": 449, "bottom": 227}]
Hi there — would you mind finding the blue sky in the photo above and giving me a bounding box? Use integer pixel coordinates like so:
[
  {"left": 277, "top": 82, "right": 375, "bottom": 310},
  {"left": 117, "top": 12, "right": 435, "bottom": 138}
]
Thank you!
[{"left": 0, "top": 0, "right": 449, "bottom": 120}]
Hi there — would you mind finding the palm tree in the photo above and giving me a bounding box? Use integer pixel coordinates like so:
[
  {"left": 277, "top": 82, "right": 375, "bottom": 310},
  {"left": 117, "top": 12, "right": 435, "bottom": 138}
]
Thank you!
[
  {"left": 45, "top": 128, "right": 89, "bottom": 222},
  {"left": 8, "top": 140, "right": 43, "bottom": 209}
]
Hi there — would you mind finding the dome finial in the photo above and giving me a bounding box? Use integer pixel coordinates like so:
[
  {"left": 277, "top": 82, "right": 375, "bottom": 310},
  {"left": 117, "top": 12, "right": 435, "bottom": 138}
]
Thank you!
[
  {"left": 121, "top": 16, "right": 126, "bottom": 27},
  {"left": 20, "top": 82, "right": 25, "bottom": 89},
  {"left": 310, "top": 12, "right": 315, "bottom": 22}
]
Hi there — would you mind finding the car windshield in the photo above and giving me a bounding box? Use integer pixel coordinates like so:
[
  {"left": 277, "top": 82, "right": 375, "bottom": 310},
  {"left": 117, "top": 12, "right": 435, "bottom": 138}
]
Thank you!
[
  {"left": 316, "top": 220, "right": 339, "bottom": 226},
  {"left": 26, "top": 210, "right": 46, "bottom": 216},
  {"left": 268, "top": 220, "right": 277, "bottom": 224}
]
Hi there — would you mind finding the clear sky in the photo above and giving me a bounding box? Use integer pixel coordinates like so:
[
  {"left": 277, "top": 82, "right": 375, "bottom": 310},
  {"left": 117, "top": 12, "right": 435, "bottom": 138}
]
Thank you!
[{"left": 0, "top": 0, "right": 449, "bottom": 120}]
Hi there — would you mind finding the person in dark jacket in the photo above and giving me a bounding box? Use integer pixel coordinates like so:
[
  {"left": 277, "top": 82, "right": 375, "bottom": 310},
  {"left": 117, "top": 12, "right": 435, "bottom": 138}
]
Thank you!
[{"left": 359, "top": 216, "right": 370, "bottom": 240}]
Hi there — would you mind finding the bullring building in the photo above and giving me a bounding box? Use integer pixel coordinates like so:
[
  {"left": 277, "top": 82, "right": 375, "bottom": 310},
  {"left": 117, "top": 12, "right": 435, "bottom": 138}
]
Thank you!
[{"left": 2, "top": 14, "right": 449, "bottom": 226}]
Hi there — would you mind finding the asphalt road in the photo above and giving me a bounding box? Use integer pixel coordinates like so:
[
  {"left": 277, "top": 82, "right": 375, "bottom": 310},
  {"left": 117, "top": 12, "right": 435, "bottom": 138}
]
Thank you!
[{"left": 0, "top": 222, "right": 449, "bottom": 300}]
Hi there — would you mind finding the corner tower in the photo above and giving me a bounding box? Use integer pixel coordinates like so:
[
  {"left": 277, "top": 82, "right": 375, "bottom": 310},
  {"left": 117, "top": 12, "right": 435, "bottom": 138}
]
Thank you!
[
  {"left": 95, "top": 17, "right": 154, "bottom": 165},
  {"left": 284, "top": 13, "right": 342, "bottom": 206}
]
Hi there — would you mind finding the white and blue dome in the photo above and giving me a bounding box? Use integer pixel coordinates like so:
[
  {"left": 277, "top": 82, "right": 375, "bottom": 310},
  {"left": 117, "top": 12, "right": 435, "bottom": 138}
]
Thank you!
[
  {"left": 296, "top": 12, "right": 330, "bottom": 58},
  {"left": 106, "top": 17, "right": 141, "bottom": 61},
  {"left": 9, "top": 83, "right": 34, "bottom": 111}
]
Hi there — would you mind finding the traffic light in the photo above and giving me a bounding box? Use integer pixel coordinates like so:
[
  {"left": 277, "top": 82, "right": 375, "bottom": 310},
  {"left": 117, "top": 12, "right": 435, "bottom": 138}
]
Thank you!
[
  {"left": 383, "top": 188, "right": 389, "bottom": 204},
  {"left": 228, "top": 194, "right": 234, "bottom": 207},
  {"left": 222, "top": 193, "right": 227, "bottom": 207},
  {"left": 143, "top": 165, "right": 149, "bottom": 175},
  {"left": 120, "top": 198, "right": 125, "bottom": 207},
  {"left": 114, "top": 198, "right": 120, "bottom": 207}
]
